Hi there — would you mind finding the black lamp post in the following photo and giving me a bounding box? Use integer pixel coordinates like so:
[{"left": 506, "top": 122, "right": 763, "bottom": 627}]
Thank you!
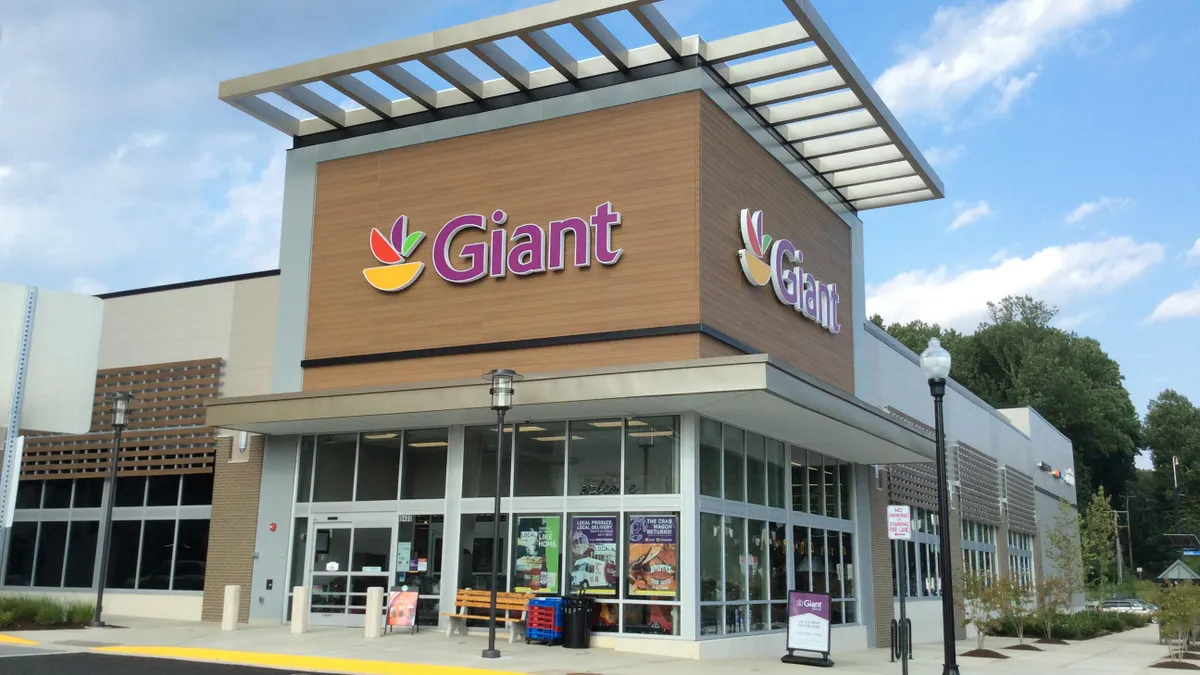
[
  {"left": 92, "top": 391, "right": 132, "bottom": 628},
  {"left": 482, "top": 369, "right": 517, "bottom": 659},
  {"left": 920, "top": 338, "right": 958, "bottom": 675}
]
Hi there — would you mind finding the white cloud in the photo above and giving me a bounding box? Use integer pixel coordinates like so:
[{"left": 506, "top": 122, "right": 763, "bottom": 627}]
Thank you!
[
  {"left": 874, "top": 0, "right": 1135, "bottom": 120},
  {"left": 1147, "top": 283, "right": 1200, "bottom": 322},
  {"left": 948, "top": 200, "right": 993, "bottom": 232},
  {"left": 0, "top": 166, "right": 12, "bottom": 180},
  {"left": 867, "top": 236, "right": 1165, "bottom": 329},
  {"left": 994, "top": 71, "right": 1039, "bottom": 114},
  {"left": 1065, "top": 196, "right": 1133, "bottom": 224},
  {"left": 1187, "top": 238, "right": 1200, "bottom": 263},
  {"left": 923, "top": 144, "right": 966, "bottom": 167}
]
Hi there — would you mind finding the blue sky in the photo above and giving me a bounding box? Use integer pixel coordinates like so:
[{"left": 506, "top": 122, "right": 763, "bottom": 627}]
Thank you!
[{"left": 0, "top": 0, "right": 1196, "bottom": 441}]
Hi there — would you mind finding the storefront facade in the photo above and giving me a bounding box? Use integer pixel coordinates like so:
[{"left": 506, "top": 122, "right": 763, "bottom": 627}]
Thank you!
[{"left": 2, "top": 0, "right": 1080, "bottom": 660}]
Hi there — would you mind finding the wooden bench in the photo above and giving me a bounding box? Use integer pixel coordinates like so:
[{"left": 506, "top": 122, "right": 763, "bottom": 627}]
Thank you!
[{"left": 441, "top": 589, "right": 533, "bottom": 643}]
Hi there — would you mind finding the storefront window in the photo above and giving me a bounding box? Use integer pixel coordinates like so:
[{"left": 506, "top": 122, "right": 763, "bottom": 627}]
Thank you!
[
  {"left": 401, "top": 429, "right": 448, "bottom": 499},
  {"left": 458, "top": 514, "right": 508, "bottom": 591},
  {"left": 397, "top": 515, "right": 443, "bottom": 625},
  {"left": 700, "top": 513, "right": 722, "bottom": 602},
  {"left": 791, "top": 451, "right": 807, "bottom": 512},
  {"left": 793, "top": 525, "right": 810, "bottom": 592},
  {"left": 748, "top": 519, "right": 767, "bottom": 601},
  {"left": 462, "top": 426, "right": 510, "bottom": 499},
  {"left": 767, "top": 439, "right": 786, "bottom": 509},
  {"left": 699, "top": 418, "right": 722, "bottom": 497},
  {"left": 838, "top": 463, "right": 853, "bottom": 519},
  {"left": 15, "top": 480, "right": 41, "bottom": 510},
  {"left": 74, "top": 479, "right": 104, "bottom": 508},
  {"left": 567, "top": 515, "right": 619, "bottom": 597},
  {"left": 746, "top": 433, "right": 767, "bottom": 505},
  {"left": 115, "top": 476, "right": 146, "bottom": 507},
  {"left": 724, "top": 517, "right": 746, "bottom": 601},
  {"left": 723, "top": 427, "right": 745, "bottom": 502},
  {"left": 34, "top": 522, "right": 67, "bottom": 587},
  {"left": 624, "top": 603, "right": 680, "bottom": 636},
  {"left": 147, "top": 475, "right": 180, "bottom": 507},
  {"left": 107, "top": 521, "right": 141, "bottom": 589},
  {"left": 356, "top": 433, "right": 402, "bottom": 501},
  {"left": 4, "top": 522, "right": 35, "bottom": 586},
  {"left": 624, "top": 416, "right": 679, "bottom": 495},
  {"left": 513, "top": 515, "right": 563, "bottom": 594},
  {"left": 312, "top": 434, "right": 357, "bottom": 502},
  {"left": 513, "top": 423, "right": 566, "bottom": 497},
  {"left": 296, "top": 436, "right": 315, "bottom": 503},
  {"left": 567, "top": 420, "right": 622, "bottom": 496},
  {"left": 63, "top": 521, "right": 99, "bottom": 588}
]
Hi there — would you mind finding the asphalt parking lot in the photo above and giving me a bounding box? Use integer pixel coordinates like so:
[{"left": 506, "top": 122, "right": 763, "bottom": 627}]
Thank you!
[{"left": 0, "top": 648, "right": 320, "bottom": 675}]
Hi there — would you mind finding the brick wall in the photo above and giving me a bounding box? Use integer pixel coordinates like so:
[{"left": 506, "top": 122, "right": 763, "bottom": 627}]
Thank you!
[
  {"left": 948, "top": 507, "right": 966, "bottom": 640},
  {"left": 201, "top": 434, "right": 265, "bottom": 622},
  {"left": 869, "top": 467, "right": 894, "bottom": 648},
  {"left": 997, "top": 522, "right": 1011, "bottom": 581}
]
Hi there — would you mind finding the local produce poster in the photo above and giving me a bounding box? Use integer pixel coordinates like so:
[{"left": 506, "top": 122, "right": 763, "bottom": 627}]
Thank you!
[
  {"left": 514, "top": 516, "right": 561, "bottom": 593},
  {"left": 627, "top": 515, "right": 678, "bottom": 597},
  {"left": 569, "top": 516, "right": 619, "bottom": 596}
]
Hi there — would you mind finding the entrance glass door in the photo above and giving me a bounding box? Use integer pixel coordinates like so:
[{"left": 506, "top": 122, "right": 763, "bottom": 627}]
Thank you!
[{"left": 308, "top": 516, "right": 394, "bottom": 627}]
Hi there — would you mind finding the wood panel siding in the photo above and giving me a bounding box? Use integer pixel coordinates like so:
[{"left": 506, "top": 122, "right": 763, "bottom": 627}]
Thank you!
[
  {"left": 303, "top": 334, "right": 707, "bottom": 390},
  {"left": 20, "top": 359, "right": 221, "bottom": 478},
  {"left": 697, "top": 96, "right": 854, "bottom": 392},
  {"left": 303, "top": 93, "right": 705, "bottom": 388}
]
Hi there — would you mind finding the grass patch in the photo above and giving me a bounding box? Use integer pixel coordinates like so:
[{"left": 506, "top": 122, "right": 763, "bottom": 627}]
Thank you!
[{"left": 0, "top": 596, "right": 93, "bottom": 630}]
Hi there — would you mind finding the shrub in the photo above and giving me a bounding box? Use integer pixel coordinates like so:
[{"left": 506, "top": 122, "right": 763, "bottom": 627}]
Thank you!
[
  {"left": 0, "top": 596, "right": 94, "bottom": 628},
  {"left": 1090, "top": 610, "right": 1127, "bottom": 633},
  {"left": 1119, "top": 612, "right": 1149, "bottom": 629}
]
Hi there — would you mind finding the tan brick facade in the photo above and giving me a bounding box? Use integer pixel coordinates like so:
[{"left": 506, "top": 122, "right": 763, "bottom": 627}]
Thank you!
[
  {"left": 869, "top": 467, "right": 894, "bottom": 648},
  {"left": 948, "top": 507, "right": 966, "bottom": 640},
  {"left": 201, "top": 434, "right": 265, "bottom": 623}
]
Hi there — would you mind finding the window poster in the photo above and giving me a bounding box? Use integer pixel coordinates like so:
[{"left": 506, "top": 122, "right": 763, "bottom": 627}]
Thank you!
[
  {"left": 515, "top": 516, "right": 561, "bottom": 593},
  {"left": 627, "top": 515, "right": 678, "bottom": 597},
  {"left": 569, "top": 516, "right": 619, "bottom": 596}
]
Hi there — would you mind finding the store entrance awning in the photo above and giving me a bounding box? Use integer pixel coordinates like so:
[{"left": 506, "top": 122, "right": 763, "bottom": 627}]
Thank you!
[{"left": 207, "top": 355, "right": 934, "bottom": 465}]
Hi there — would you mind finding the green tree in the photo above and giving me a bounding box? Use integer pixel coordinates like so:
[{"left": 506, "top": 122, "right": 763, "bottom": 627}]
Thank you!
[
  {"left": 960, "top": 570, "right": 1002, "bottom": 651},
  {"left": 1144, "top": 390, "right": 1200, "bottom": 536},
  {"left": 875, "top": 296, "right": 1140, "bottom": 509},
  {"left": 996, "top": 571, "right": 1035, "bottom": 646},
  {"left": 1080, "top": 486, "right": 1117, "bottom": 586}
]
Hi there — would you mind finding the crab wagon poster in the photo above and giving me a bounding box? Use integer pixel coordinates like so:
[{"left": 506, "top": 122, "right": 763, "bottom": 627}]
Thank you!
[{"left": 627, "top": 515, "right": 678, "bottom": 597}]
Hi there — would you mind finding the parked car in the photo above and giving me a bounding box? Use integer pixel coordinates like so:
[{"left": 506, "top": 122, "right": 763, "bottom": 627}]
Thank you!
[{"left": 1098, "top": 599, "right": 1156, "bottom": 621}]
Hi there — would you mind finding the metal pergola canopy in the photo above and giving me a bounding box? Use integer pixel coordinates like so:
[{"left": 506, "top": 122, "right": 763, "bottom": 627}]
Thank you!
[{"left": 218, "top": 0, "right": 943, "bottom": 211}]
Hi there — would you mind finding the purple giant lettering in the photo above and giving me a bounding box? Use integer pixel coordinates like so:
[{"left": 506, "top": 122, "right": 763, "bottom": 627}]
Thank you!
[
  {"left": 433, "top": 214, "right": 488, "bottom": 283},
  {"left": 591, "top": 202, "right": 622, "bottom": 265}
]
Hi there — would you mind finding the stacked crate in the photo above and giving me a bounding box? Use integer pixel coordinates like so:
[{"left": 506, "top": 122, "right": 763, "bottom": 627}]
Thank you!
[{"left": 525, "top": 597, "right": 565, "bottom": 644}]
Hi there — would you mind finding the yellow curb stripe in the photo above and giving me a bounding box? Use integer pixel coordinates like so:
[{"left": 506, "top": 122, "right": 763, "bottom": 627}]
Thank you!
[
  {"left": 94, "top": 646, "right": 532, "bottom": 675},
  {"left": 0, "top": 634, "right": 39, "bottom": 646}
]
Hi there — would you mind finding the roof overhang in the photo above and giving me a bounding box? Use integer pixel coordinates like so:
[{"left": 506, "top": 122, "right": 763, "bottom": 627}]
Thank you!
[
  {"left": 217, "top": 0, "right": 942, "bottom": 212},
  {"left": 207, "top": 355, "right": 935, "bottom": 466}
]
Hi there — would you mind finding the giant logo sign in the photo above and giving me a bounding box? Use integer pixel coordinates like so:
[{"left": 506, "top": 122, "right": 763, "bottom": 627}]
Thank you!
[
  {"left": 363, "top": 202, "right": 623, "bottom": 292},
  {"left": 737, "top": 208, "right": 841, "bottom": 334}
]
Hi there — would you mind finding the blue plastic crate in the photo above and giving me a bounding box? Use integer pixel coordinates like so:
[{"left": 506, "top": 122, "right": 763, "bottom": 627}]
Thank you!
[{"left": 526, "top": 627, "right": 561, "bottom": 642}]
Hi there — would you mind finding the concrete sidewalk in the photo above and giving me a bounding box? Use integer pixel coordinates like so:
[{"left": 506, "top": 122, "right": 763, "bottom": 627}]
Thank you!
[{"left": 0, "top": 620, "right": 1172, "bottom": 675}]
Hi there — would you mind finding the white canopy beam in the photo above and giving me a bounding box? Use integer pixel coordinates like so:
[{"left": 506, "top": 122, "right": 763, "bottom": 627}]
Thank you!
[
  {"left": 631, "top": 4, "right": 683, "bottom": 59},
  {"left": 326, "top": 75, "right": 394, "bottom": 120},
  {"left": 781, "top": 109, "right": 876, "bottom": 142},
  {"left": 704, "top": 23, "right": 809, "bottom": 62},
  {"left": 469, "top": 42, "right": 533, "bottom": 91},
  {"left": 826, "top": 160, "right": 916, "bottom": 189},
  {"left": 761, "top": 90, "right": 860, "bottom": 125},
  {"left": 717, "top": 46, "right": 826, "bottom": 86},
  {"left": 276, "top": 85, "right": 346, "bottom": 128},
  {"left": 227, "top": 97, "right": 301, "bottom": 136},
  {"left": 372, "top": 64, "right": 438, "bottom": 110},
  {"left": 738, "top": 69, "right": 844, "bottom": 106},
  {"left": 794, "top": 127, "right": 890, "bottom": 159},
  {"left": 421, "top": 53, "right": 485, "bottom": 101},
  {"left": 522, "top": 30, "right": 581, "bottom": 81},
  {"left": 839, "top": 175, "right": 928, "bottom": 201},
  {"left": 853, "top": 189, "right": 936, "bottom": 211},
  {"left": 574, "top": 17, "right": 630, "bottom": 70},
  {"left": 811, "top": 145, "right": 903, "bottom": 174}
]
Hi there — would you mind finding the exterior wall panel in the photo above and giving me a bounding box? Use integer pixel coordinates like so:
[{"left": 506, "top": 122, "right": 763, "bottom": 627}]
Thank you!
[
  {"left": 302, "top": 94, "right": 705, "bottom": 385},
  {"left": 201, "top": 434, "right": 265, "bottom": 622},
  {"left": 697, "top": 96, "right": 854, "bottom": 393}
]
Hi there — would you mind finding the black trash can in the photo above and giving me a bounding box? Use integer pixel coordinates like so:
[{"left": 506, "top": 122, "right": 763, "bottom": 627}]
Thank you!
[{"left": 561, "top": 596, "right": 594, "bottom": 649}]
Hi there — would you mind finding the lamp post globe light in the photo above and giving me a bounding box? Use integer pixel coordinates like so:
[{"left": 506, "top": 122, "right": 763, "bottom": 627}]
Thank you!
[
  {"left": 482, "top": 369, "right": 519, "bottom": 659},
  {"left": 93, "top": 391, "right": 133, "bottom": 628},
  {"left": 919, "top": 338, "right": 958, "bottom": 675}
]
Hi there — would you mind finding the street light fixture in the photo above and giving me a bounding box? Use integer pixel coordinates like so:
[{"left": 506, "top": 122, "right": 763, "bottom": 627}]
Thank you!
[
  {"left": 482, "top": 369, "right": 519, "bottom": 659},
  {"left": 92, "top": 391, "right": 132, "bottom": 628},
  {"left": 919, "top": 339, "right": 958, "bottom": 675}
]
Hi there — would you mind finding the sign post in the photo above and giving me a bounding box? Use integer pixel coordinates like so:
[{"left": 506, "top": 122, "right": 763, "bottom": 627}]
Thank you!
[
  {"left": 781, "top": 591, "right": 833, "bottom": 668},
  {"left": 887, "top": 505, "right": 913, "bottom": 675}
]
